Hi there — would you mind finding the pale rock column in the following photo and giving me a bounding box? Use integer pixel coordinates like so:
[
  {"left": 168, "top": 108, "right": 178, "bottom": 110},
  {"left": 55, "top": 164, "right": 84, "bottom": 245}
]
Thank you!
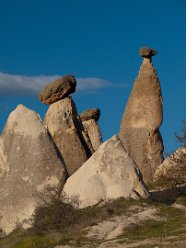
[
  {"left": 80, "top": 108, "right": 102, "bottom": 151},
  {"left": 44, "top": 97, "right": 93, "bottom": 176},
  {"left": 119, "top": 47, "right": 164, "bottom": 183}
]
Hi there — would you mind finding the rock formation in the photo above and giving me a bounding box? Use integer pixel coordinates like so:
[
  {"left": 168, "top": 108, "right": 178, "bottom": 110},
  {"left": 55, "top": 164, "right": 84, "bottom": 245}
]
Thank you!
[
  {"left": 154, "top": 147, "right": 186, "bottom": 188},
  {"left": 80, "top": 108, "right": 100, "bottom": 122},
  {"left": 0, "top": 105, "right": 67, "bottom": 234},
  {"left": 44, "top": 97, "right": 93, "bottom": 176},
  {"left": 80, "top": 108, "right": 102, "bottom": 151},
  {"left": 63, "top": 135, "right": 149, "bottom": 208},
  {"left": 39, "top": 75, "right": 76, "bottom": 105},
  {"left": 139, "top": 47, "right": 157, "bottom": 58},
  {"left": 119, "top": 48, "right": 164, "bottom": 184}
]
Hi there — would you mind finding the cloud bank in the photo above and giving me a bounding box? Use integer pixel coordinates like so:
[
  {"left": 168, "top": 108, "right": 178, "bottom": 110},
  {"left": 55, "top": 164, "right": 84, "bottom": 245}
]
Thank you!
[{"left": 0, "top": 72, "right": 127, "bottom": 96}]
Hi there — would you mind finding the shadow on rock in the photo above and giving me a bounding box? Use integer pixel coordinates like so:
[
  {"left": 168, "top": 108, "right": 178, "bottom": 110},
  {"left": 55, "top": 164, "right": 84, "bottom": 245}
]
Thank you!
[{"left": 150, "top": 185, "right": 186, "bottom": 204}]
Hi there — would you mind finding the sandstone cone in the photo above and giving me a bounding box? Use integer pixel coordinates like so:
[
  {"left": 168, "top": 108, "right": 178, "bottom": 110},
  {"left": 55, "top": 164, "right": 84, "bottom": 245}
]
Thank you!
[
  {"left": 39, "top": 75, "right": 76, "bottom": 105},
  {"left": 119, "top": 50, "right": 164, "bottom": 183},
  {"left": 0, "top": 105, "right": 67, "bottom": 234},
  {"left": 44, "top": 97, "right": 93, "bottom": 176},
  {"left": 63, "top": 135, "right": 149, "bottom": 208},
  {"left": 80, "top": 109, "right": 102, "bottom": 151},
  {"left": 154, "top": 147, "right": 186, "bottom": 188}
]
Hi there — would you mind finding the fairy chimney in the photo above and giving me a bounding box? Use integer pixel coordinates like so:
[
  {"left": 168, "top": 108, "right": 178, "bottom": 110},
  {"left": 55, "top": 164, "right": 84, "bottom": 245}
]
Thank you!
[{"left": 119, "top": 47, "right": 164, "bottom": 183}]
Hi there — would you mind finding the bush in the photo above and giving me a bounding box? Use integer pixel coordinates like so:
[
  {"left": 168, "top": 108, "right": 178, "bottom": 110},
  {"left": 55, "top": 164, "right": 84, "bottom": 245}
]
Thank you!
[
  {"left": 31, "top": 195, "right": 141, "bottom": 235},
  {"left": 32, "top": 198, "right": 82, "bottom": 234},
  {"left": 175, "top": 120, "right": 186, "bottom": 147}
]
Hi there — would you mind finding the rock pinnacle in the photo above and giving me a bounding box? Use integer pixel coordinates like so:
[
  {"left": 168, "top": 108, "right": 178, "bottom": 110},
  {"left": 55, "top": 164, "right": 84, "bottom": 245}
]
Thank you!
[{"left": 139, "top": 47, "right": 157, "bottom": 58}]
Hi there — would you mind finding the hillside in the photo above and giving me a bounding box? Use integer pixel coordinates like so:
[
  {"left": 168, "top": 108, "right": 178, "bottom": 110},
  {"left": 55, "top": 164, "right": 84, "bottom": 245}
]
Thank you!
[
  {"left": 1, "top": 191, "right": 186, "bottom": 248},
  {"left": 0, "top": 47, "right": 185, "bottom": 247}
]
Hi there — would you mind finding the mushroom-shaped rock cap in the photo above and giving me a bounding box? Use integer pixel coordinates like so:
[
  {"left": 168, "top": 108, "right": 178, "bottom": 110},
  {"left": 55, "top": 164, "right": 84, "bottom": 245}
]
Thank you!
[
  {"left": 139, "top": 47, "right": 157, "bottom": 58},
  {"left": 39, "top": 75, "right": 76, "bottom": 105},
  {"left": 80, "top": 108, "right": 100, "bottom": 122}
]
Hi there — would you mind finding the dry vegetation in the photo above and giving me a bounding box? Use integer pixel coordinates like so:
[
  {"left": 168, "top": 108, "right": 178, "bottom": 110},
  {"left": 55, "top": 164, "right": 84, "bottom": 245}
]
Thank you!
[{"left": 1, "top": 190, "right": 186, "bottom": 248}]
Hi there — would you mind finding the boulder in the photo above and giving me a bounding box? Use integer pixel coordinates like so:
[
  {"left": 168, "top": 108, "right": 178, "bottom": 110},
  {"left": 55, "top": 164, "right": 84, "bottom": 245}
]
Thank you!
[
  {"left": 139, "top": 47, "right": 157, "bottom": 58},
  {"left": 39, "top": 75, "right": 76, "bottom": 105},
  {"left": 80, "top": 109, "right": 102, "bottom": 151},
  {"left": 119, "top": 48, "right": 164, "bottom": 183},
  {"left": 0, "top": 105, "right": 67, "bottom": 234},
  {"left": 44, "top": 97, "right": 93, "bottom": 176},
  {"left": 154, "top": 147, "right": 186, "bottom": 188},
  {"left": 63, "top": 135, "right": 149, "bottom": 208},
  {"left": 80, "top": 108, "right": 100, "bottom": 122}
]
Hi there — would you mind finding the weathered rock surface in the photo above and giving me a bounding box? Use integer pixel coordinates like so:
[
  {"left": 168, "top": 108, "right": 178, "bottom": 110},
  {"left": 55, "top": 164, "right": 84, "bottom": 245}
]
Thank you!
[
  {"left": 63, "top": 135, "right": 149, "bottom": 208},
  {"left": 39, "top": 75, "right": 76, "bottom": 105},
  {"left": 0, "top": 105, "right": 67, "bottom": 234},
  {"left": 119, "top": 50, "right": 164, "bottom": 183},
  {"left": 80, "top": 109, "right": 102, "bottom": 151},
  {"left": 82, "top": 119, "right": 102, "bottom": 151},
  {"left": 139, "top": 47, "right": 157, "bottom": 58},
  {"left": 154, "top": 147, "right": 186, "bottom": 188},
  {"left": 44, "top": 97, "right": 93, "bottom": 176},
  {"left": 80, "top": 108, "right": 100, "bottom": 122}
]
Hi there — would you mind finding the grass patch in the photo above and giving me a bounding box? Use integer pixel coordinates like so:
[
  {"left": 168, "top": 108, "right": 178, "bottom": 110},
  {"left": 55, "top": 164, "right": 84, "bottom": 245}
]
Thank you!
[
  {"left": 0, "top": 197, "right": 143, "bottom": 248},
  {"left": 118, "top": 203, "right": 186, "bottom": 243},
  {"left": 0, "top": 230, "right": 101, "bottom": 248},
  {"left": 175, "top": 195, "right": 186, "bottom": 206},
  {"left": 1, "top": 196, "right": 186, "bottom": 248},
  {"left": 32, "top": 196, "right": 145, "bottom": 235},
  {"left": 13, "top": 234, "right": 59, "bottom": 248},
  {"left": 146, "top": 182, "right": 157, "bottom": 191}
]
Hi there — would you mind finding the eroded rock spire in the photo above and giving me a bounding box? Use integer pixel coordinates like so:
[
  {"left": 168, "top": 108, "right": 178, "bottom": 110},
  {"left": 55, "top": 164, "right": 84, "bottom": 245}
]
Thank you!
[
  {"left": 80, "top": 108, "right": 102, "bottom": 151},
  {"left": 119, "top": 47, "right": 164, "bottom": 183},
  {"left": 44, "top": 97, "right": 93, "bottom": 176}
]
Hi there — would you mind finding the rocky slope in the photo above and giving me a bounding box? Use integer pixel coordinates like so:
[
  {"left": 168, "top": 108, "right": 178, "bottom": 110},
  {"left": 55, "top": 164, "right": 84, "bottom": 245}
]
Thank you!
[{"left": 154, "top": 146, "right": 186, "bottom": 187}]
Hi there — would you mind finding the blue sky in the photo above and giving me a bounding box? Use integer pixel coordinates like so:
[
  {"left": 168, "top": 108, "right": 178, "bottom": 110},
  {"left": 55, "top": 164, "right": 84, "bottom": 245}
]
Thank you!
[{"left": 0, "top": 0, "right": 185, "bottom": 153}]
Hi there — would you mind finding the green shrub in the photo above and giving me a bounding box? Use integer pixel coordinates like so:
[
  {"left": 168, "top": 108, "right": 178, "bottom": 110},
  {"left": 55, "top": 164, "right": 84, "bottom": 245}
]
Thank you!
[{"left": 32, "top": 198, "right": 83, "bottom": 234}]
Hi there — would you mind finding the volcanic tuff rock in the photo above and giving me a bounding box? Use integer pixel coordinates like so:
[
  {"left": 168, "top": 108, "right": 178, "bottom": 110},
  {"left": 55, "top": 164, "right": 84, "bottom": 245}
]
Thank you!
[
  {"left": 44, "top": 97, "right": 93, "bottom": 176},
  {"left": 63, "top": 135, "right": 149, "bottom": 208},
  {"left": 154, "top": 147, "right": 186, "bottom": 188},
  {"left": 0, "top": 105, "right": 67, "bottom": 234},
  {"left": 119, "top": 49, "right": 164, "bottom": 184},
  {"left": 80, "top": 109, "right": 102, "bottom": 151},
  {"left": 39, "top": 75, "right": 76, "bottom": 105},
  {"left": 81, "top": 119, "right": 102, "bottom": 151}
]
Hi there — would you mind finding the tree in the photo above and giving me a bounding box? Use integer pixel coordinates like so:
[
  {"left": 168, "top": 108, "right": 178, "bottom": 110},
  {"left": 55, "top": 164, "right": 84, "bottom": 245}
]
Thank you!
[{"left": 175, "top": 120, "right": 186, "bottom": 147}]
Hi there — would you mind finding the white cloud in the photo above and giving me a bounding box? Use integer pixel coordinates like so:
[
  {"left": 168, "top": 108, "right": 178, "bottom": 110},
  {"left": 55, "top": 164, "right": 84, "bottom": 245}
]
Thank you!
[
  {"left": 0, "top": 72, "right": 128, "bottom": 95},
  {"left": 76, "top": 77, "right": 112, "bottom": 91}
]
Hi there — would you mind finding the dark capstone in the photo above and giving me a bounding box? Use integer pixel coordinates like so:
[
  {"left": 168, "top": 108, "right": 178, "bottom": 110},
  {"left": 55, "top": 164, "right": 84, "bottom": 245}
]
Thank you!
[
  {"left": 139, "top": 47, "right": 157, "bottom": 58},
  {"left": 39, "top": 75, "right": 76, "bottom": 105},
  {"left": 80, "top": 108, "right": 101, "bottom": 122}
]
